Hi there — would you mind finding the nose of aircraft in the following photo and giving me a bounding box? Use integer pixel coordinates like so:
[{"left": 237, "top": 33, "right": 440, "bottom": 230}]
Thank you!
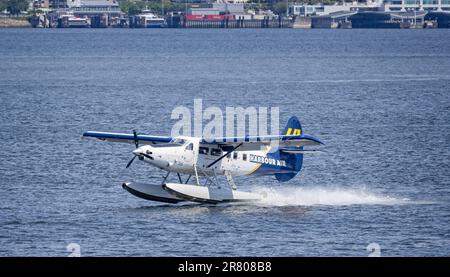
[
  {"left": 126, "top": 146, "right": 153, "bottom": 168},
  {"left": 132, "top": 146, "right": 154, "bottom": 161}
]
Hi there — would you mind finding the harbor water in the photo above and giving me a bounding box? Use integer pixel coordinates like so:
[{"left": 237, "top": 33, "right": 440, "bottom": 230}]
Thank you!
[{"left": 0, "top": 28, "right": 450, "bottom": 256}]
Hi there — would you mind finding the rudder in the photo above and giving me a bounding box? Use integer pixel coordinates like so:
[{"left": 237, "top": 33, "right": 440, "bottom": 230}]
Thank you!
[{"left": 275, "top": 116, "right": 304, "bottom": 182}]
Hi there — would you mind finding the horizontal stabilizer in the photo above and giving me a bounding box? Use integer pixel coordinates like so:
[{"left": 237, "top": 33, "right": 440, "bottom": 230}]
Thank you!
[{"left": 280, "top": 149, "right": 323, "bottom": 154}]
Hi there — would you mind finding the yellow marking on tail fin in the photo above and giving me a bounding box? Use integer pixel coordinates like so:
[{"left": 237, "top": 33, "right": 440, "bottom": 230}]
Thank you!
[{"left": 293, "top": 129, "right": 301, "bottom": 136}]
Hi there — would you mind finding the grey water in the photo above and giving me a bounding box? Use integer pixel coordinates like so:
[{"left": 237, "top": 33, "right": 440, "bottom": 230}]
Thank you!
[{"left": 1, "top": 28, "right": 450, "bottom": 256}]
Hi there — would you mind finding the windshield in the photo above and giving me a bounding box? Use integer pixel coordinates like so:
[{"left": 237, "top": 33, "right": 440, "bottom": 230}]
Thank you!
[
  {"left": 151, "top": 138, "right": 186, "bottom": 148},
  {"left": 170, "top": 138, "right": 186, "bottom": 145}
]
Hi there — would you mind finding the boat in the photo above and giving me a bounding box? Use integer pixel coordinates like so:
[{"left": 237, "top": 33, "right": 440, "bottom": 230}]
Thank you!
[
  {"left": 135, "top": 11, "right": 166, "bottom": 28},
  {"left": 60, "top": 14, "right": 90, "bottom": 28}
]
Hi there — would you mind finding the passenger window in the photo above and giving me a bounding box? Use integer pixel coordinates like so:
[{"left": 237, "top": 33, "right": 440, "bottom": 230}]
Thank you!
[
  {"left": 185, "top": 143, "right": 193, "bottom": 151},
  {"left": 243, "top": 154, "right": 247, "bottom": 161},
  {"left": 226, "top": 153, "right": 231, "bottom": 159},
  {"left": 210, "top": 148, "right": 222, "bottom": 156},
  {"left": 199, "top": 147, "right": 208, "bottom": 155},
  {"left": 233, "top": 152, "right": 238, "bottom": 159}
]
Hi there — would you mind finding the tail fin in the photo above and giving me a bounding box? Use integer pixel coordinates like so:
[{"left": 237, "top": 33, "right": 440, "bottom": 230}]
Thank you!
[
  {"left": 275, "top": 116, "right": 304, "bottom": 182},
  {"left": 282, "top": 116, "right": 302, "bottom": 137}
]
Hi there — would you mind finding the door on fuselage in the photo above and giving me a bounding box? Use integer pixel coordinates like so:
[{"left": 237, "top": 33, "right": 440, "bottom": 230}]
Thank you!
[
  {"left": 181, "top": 140, "right": 198, "bottom": 168},
  {"left": 230, "top": 151, "right": 241, "bottom": 172},
  {"left": 196, "top": 145, "right": 224, "bottom": 172}
]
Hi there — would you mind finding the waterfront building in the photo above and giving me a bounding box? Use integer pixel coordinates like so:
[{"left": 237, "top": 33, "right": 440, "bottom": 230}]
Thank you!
[
  {"left": 381, "top": 0, "right": 450, "bottom": 12},
  {"left": 33, "top": 0, "right": 50, "bottom": 9},
  {"left": 174, "top": 0, "right": 248, "bottom": 3},
  {"left": 188, "top": 8, "right": 221, "bottom": 15},
  {"left": 45, "top": 0, "right": 122, "bottom": 28},
  {"left": 67, "top": 0, "right": 121, "bottom": 14},
  {"left": 289, "top": 0, "right": 449, "bottom": 16},
  {"left": 48, "top": 0, "right": 69, "bottom": 9},
  {"left": 288, "top": 1, "right": 382, "bottom": 17},
  {"left": 173, "top": 0, "right": 213, "bottom": 3},
  {"left": 188, "top": 2, "right": 245, "bottom": 15}
]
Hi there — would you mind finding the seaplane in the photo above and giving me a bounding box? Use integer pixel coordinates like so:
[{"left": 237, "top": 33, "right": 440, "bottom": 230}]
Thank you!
[{"left": 82, "top": 116, "right": 323, "bottom": 204}]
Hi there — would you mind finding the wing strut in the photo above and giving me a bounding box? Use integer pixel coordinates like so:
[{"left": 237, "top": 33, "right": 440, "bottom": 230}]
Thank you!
[
  {"left": 206, "top": 143, "right": 243, "bottom": 168},
  {"left": 225, "top": 171, "right": 237, "bottom": 190}
]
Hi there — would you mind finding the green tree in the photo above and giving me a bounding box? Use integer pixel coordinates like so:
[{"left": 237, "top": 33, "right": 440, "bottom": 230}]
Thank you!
[
  {"left": 147, "top": 1, "right": 187, "bottom": 15},
  {"left": 119, "top": 0, "right": 145, "bottom": 16},
  {"left": 273, "top": 1, "right": 287, "bottom": 15},
  {"left": 0, "top": 0, "right": 8, "bottom": 13},
  {"left": 6, "top": 0, "right": 29, "bottom": 15},
  {"left": 119, "top": 0, "right": 189, "bottom": 16}
]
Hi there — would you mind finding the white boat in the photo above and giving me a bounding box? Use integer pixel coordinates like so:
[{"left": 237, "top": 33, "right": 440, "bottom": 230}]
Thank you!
[
  {"left": 136, "top": 11, "right": 165, "bottom": 28},
  {"left": 61, "top": 15, "right": 90, "bottom": 28}
]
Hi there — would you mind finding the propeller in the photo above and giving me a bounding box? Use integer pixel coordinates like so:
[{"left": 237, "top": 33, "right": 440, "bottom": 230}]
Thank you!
[
  {"left": 126, "top": 156, "right": 136, "bottom": 169},
  {"left": 125, "top": 130, "right": 155, "bottom": 168},
  {"left": 125, "top": 130, "right": 139, "bottom": 169},
  {"left": 133, "top": 130, "right": 138, "bottom": 148}
]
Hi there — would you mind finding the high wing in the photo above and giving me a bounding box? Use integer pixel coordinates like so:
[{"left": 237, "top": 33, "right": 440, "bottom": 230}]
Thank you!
[
  {"left": 201, "top": 134, "right": 324, "bottom": 151},
  {"left": 82, "top": 131, "right": 172, "bottom": 145},
  {"left": 82, "top": 131, "right": 324, "bottom": 150}
]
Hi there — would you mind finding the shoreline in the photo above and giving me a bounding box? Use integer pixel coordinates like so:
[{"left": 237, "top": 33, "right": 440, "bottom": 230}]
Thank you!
[
  {"left": 0, "top": 18, "right": 31, "bottom": 28},
  {"left": 0, "top": 17, "right": 448, "bottom": 29}
]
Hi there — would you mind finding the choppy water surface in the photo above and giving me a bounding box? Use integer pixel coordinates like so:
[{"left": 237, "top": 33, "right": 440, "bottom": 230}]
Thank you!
[{"left": 1, "top": 29, "right": 450, "bottom": 256}]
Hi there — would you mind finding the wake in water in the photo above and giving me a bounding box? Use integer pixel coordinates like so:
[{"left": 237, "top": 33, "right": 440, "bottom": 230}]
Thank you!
[{"left": 251, "top": 186, "right": 411, "bottom": 207}]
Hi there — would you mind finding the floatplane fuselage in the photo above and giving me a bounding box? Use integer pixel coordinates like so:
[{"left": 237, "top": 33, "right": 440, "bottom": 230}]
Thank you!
[
  {"left": 83, "top": 116, "right": 323, "bottom": 204},
  {"left": 133, "top": 137, "right": 293, "bottom": 177}
]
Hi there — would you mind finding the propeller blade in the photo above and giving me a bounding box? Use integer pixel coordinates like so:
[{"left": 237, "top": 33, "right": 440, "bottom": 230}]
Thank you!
[
  {"left": 133, "top": 130, "right": 138, "bottom": 148},
  {"left": 207, "top": 143, "right": 243, "bottom": 168},
  {"left": 126, "top": 156, "right": 136, "bottom": 169}
]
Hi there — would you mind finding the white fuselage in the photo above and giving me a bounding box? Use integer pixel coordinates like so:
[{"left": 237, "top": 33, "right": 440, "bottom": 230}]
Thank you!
[{"left": 132, "top": 137, "right": 275, "bottom": 177}]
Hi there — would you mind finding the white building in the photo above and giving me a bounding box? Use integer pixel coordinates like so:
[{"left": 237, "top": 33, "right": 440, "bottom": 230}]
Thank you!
[
  {"left": 289, "top": 1, "right": 382, "bottom": 16},
  {"left": 188, "top": 3, "right": 245, "bottom": 16},
  {"left": 381, "top": 0, "right": 450, "bottom": 12},
  {"left": 66, "top": 0, "right": 119, "bottom": 10},
  {"left": 289, "top": 0, "right": 450, "bottom": 16}
]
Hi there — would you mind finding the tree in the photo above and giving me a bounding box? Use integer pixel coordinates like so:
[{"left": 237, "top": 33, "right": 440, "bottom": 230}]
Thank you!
[
  {"left": 118, "top": 0, "right": 189, "bottom": 16},
  {"left": 119, "top": 0, "right": 145, "bottom": 16},
  {"left": 0, "top": 0, "right": 7, "bottom": 13},
  {"left": 6, "top": 0, "right": 29, "bottom": 15},
  {"left": 273, "top": 1, "right": 287, "bottom": 15}
]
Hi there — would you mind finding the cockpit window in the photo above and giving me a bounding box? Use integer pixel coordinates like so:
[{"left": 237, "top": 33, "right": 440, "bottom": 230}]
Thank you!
[
  {"left": 152, "top": 138, "right": 186, "bottom": 148},
  {"left": 170, "top": 138, "right": 186, "bottom": 145},
  {"left": 199, "top": 147, "right": 208, "bottom": 155},
  {"left": 185, "top": 143, "right": 193, "bottom": 151}
]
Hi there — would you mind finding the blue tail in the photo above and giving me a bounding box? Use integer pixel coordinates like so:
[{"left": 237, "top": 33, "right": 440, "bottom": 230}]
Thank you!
[
  {"left": 283, "top": 116, "right": 302, "bottom": 136},
  {"left": 275, "top": 116, "right": 304, "bottom": 182}
]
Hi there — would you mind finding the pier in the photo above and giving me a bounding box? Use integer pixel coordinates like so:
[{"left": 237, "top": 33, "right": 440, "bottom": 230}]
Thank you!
[{"left": 180, "top": 17, "right": 292, "bottom": 29}]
